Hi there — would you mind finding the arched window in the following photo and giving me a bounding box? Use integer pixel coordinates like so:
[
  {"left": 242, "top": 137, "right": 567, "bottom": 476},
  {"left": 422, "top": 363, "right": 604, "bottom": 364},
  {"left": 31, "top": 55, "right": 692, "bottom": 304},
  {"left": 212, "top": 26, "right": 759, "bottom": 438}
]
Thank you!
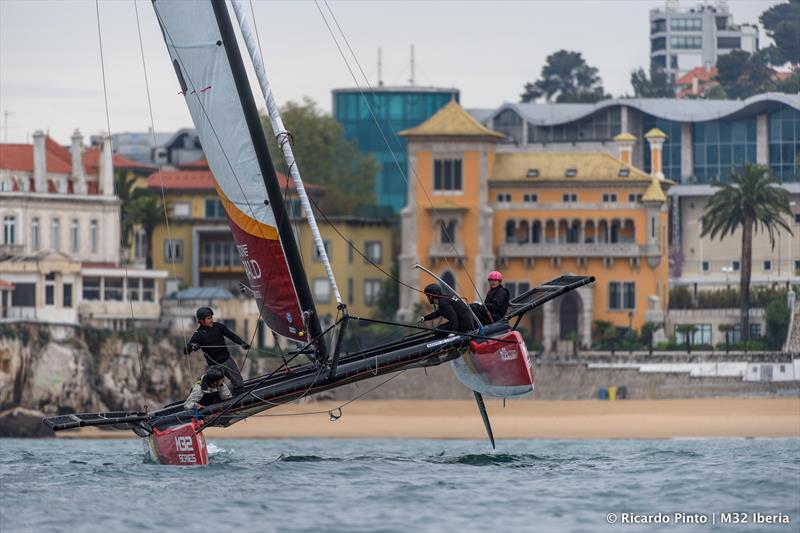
[
  {"left": 610, "top": 220, "right": 621, "bottom": 243},
  {"left": 517, "top": 220, "right": 530, "bottom": 244},
  {"left": 439, "top": 219, "right": 456, "bottom": 244},
  {"left": 531, "top": 220, "right": 542, "bottom": 243},
  {"left": 505, "top": 220, "right": 516, "bottom": 244},
  {"left": 441, "top": 271, "right": 456, "bottom": 296}
]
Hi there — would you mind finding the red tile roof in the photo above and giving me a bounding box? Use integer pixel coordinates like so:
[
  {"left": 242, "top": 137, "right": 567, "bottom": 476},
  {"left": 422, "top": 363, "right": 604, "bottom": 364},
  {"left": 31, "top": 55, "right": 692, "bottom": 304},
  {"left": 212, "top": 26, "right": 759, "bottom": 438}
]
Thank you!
[
  {"left": 675, "top": 67, "right": 718, "bottom": 86},
  {"left": 82, "top": 146, "right": 155, "bottom": 175},
  {"left": 0, "top": 138, "right": 72, "bottom": 174},
  {"left": 146, "top": 168, "right": 323, "bottom": 192},
  {"left": 177, "top": 158, "right": 209, "bottom": 169},
  {"left": 0, "top": 278, "right": 15, "bottom": 290}
]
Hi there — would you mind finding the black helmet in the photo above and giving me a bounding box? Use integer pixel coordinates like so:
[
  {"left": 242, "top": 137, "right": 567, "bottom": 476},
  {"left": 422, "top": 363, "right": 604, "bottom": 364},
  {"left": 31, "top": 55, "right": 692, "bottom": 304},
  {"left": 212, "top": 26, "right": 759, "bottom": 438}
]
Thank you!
[
  {"left": 424, "top": 283, "right": 443, "bottom": 297},
  {"left": 202, "top": 366, "right": 225, "bottom": 387},
  {"left": 196, "top": 307, "right": 214, "bottom": 321}
]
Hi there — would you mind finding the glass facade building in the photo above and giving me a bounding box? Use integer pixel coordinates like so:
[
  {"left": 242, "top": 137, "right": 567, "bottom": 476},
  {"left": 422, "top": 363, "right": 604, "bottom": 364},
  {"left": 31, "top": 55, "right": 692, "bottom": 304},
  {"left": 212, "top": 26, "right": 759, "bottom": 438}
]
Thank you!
[
  {"left": 693, "top": 118, "right": 757, "bottom": 183},
  {"left": 333, "top": 87, "right": 459, "bottom": 213},
  {"left": 769, "top": 106, "right": 799, "bottom": 183}
]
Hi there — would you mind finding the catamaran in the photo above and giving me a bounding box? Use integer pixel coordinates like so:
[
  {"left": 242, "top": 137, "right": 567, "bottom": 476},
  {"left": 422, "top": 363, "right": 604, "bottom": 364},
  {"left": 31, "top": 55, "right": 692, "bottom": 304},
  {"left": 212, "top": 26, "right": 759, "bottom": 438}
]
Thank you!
[{"left": 43, "top": 0, "right": 593, "bottom": 465}]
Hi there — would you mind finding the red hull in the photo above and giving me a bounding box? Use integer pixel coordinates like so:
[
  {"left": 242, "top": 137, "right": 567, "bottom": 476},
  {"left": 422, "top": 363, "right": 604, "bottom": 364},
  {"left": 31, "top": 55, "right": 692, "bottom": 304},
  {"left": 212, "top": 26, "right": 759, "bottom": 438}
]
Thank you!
[
  {"left": 147, "top": 421, "right": 209, "bottom": 466},
  {"left": 451, "top": 330, "right": 534, "bottom": 398}
]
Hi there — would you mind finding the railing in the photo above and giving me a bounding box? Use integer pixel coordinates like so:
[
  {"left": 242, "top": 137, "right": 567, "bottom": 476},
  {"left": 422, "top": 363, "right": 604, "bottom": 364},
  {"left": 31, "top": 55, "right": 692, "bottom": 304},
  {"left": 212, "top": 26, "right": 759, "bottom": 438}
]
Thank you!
[
  {"left": 498, "top": 242, "right": 649, "bottom": 258},
  {"left": 428, "top": 242, "right": 465, "bottom": 258}
]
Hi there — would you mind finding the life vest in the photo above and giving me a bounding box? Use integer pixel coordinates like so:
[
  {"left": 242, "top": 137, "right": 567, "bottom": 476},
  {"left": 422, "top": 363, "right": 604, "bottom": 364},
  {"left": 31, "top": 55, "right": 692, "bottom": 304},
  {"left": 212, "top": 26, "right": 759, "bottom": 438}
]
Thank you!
[{"left": 196, "top": 379, "right": 223, "bottom": 406}]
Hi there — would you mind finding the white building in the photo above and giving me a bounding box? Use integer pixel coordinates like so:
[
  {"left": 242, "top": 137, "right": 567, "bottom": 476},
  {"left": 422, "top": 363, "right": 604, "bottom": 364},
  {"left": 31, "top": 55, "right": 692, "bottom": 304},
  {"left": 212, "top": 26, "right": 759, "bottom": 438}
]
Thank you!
[
  {"left": 0, "top": 130, "right": 167, "bottom": 328},
  {"left": 650, "top": 1, "right": 759, "bottom": 79}
]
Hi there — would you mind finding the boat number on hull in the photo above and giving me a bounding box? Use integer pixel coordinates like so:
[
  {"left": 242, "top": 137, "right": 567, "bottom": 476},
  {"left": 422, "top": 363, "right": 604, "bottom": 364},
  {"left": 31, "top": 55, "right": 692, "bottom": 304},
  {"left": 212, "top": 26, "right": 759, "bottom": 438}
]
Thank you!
[
  {"left": 175, "top": 436, "right": 196, "bottom": 463},
  {"left": 498, "top": 347, "right": 518, "bottom": 361}
]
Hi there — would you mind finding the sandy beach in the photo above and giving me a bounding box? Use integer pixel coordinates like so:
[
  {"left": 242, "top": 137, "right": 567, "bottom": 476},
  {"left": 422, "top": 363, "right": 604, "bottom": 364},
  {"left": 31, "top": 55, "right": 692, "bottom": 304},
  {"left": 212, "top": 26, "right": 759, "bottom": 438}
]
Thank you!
[{"left": 59, "top": 397, "right": 800, "bottom": 440}]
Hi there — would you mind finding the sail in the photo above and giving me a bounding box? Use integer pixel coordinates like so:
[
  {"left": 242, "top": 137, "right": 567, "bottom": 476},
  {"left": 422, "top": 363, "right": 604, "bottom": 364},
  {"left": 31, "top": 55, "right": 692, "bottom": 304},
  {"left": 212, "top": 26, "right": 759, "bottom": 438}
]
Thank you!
[{"left": 152, "top": 0, "right": 321, "bottom": 344}]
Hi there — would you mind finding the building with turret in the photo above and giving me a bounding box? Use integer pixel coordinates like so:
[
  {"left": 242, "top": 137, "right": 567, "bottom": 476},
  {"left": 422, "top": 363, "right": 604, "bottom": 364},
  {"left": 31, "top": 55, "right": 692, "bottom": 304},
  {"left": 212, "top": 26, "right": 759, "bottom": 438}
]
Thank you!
[{"left": 398, "top": 102, "right": 671, "bottom": 353}]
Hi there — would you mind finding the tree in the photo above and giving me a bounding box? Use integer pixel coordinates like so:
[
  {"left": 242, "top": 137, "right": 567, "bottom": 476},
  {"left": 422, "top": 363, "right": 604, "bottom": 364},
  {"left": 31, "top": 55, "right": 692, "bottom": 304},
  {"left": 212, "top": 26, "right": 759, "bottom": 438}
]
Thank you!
[
  {"left": 521, "top": 50, "right": 608, "bottom": 103},
  {"left": 764, "top": 298, "right": 791, "bottom": 350},
  {"left": 630, "top": 67, "right": 674, "bottom": 97},
  {"left": 676, "top": 324, "right": 696, "bottom": 354},
  {"left": 115, "top": 171, "right": 138, "bottom": 248},
  {"left": 128, "top": 192, "right": 163, "bottom": 269},
  {"left": 760, "top": 0, "right": 800, "bottom": 65},
  {"left": 262, "top": 97, "right": 377, "bottom": 216},
  {"left": 700, "top": 163, "right": 793, "bottom": 341},
  {"left": 640, "top": 322, "right": 662, "bottom": 356},
  {"left": 718, "top": 323, "right": 736, "bottom": 354},
  {"left": 773, "top": 70, "right": 800, "bottom": 94},
  {"left": 716, "top": 50, "right": 773, "bottom": 99}
]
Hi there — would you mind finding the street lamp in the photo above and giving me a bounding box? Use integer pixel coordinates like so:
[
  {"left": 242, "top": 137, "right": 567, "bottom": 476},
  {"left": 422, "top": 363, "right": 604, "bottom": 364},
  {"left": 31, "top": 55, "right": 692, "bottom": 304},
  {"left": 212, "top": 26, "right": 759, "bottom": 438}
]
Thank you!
[{"left": 721, "top": 266, "right": 733, "bottom": 289}]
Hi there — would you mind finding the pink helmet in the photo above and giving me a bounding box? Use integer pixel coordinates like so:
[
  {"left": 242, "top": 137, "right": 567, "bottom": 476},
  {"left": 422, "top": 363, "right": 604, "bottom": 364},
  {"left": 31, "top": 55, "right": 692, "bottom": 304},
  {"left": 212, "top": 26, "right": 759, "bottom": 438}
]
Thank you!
[{"left": 488, "top": 271, "right": 503, "bottom": 281}]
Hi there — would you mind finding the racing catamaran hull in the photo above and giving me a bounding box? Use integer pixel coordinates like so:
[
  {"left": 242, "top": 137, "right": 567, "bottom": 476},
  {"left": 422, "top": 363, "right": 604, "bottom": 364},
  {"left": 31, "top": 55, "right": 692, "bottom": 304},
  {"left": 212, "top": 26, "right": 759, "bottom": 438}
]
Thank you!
[{"left": 146, "top": 421, "right": 208, "bottom": 466}]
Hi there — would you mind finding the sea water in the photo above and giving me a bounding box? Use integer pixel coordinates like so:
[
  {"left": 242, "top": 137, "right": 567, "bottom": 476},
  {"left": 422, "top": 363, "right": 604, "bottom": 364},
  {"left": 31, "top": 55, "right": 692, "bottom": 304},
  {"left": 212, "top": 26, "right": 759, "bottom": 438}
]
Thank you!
[{"left": 1, "top": 438, "right": 798, "bottom": 533}]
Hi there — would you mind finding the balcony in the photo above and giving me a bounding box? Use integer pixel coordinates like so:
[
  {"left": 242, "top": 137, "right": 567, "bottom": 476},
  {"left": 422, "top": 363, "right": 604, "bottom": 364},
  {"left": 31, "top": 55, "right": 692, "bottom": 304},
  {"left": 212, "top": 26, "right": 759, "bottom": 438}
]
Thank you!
[
  {"left": 428, "top": 242, "right": 465, "bottom": 259},
  {"left": 0, "top": 244, "right": 24, "bottom": 255},
  {"left": 498, "top": 242, "right": 644, "bottom": 258}
]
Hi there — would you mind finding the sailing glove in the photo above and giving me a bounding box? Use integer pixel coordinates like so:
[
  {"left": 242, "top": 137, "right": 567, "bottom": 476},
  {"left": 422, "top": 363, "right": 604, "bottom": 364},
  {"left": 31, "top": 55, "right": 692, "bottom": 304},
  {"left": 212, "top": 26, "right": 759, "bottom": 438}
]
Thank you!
[
  {"left": 416, "top": 316, "right": 426, "bottom": 325},
  {"left": 241, "top": 343, "right": 251, "bottom": 350},
  {"left": 183, "top": 342, "right": 200, "bottom": 355}
]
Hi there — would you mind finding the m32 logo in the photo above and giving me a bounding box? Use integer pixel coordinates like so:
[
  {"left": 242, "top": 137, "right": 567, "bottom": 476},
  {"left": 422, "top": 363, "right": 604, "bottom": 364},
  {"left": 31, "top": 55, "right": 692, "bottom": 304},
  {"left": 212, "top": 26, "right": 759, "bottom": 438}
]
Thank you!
[
  {"left": 498, "top": 347, "right": 518, "bottom": 361},
  {"left": 175, "top": 436, "right": 194, "bottom": 452}
]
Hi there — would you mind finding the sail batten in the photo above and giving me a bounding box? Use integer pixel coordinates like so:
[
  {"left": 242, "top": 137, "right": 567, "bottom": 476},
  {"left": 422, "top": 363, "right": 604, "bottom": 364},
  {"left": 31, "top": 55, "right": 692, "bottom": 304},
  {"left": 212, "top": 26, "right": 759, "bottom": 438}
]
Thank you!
[{"left": 153, "top": 0, "right": 324, "bottom": 349}]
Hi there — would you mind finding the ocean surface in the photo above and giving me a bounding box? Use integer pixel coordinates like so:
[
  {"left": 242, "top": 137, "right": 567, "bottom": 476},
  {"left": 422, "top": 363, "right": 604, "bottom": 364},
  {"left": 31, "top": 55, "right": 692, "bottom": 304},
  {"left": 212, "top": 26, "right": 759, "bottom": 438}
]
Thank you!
[{"left": 1, "top": 437, "right": 798, "bottom": 533}]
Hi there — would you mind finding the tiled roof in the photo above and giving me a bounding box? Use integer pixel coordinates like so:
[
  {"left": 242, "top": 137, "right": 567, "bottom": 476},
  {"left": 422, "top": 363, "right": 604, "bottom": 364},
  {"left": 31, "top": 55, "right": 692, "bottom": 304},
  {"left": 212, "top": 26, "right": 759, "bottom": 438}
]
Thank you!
[
  {"left": 177, "top": 158, "right": 209, "bottom": 169},
  {"left": 490, "top": 152, "right": 653, "bottom": 183},
  {"left": 675, "top": 67, "right": 718, "bottom": 85},
  {"left": 0, "top": 138, "right": 72, "bottom": 174},
  {"left": 146, "top": 168, "right": 323, "bottom": 192},
  {"left": 83, "top": 146, "right": 155, "bottom": 174},
  {"left": 642, "top": 179, "right": 667, "bottom": 203},
  {"left": 399, "top": 101, "right": 504, "bottom": 139}
]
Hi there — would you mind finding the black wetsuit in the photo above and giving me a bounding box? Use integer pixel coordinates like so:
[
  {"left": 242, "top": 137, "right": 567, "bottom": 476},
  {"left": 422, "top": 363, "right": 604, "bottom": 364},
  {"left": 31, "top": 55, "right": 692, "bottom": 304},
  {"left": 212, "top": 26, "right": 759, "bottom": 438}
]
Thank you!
[
  {"left": 185, "top": 323, "right": 246, "bottom": 389},
  {"left": 423, "top": 296, "right": 475, "bottom": 334},
  {"left": 471, "top": 285, "right": 511, "bottom": 325}
]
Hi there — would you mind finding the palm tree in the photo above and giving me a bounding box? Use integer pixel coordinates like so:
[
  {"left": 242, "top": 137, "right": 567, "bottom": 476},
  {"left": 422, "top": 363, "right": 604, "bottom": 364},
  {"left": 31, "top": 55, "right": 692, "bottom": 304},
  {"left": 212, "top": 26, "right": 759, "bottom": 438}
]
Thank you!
[
  {"left": 115, "top": 171, "right": 138, "bottom": 247},
  {"left": 128, "top": 192, "right": 163, "bottom": 269},
  {"left": 700, "top": 163, "right": 793, "bottom": 341}
]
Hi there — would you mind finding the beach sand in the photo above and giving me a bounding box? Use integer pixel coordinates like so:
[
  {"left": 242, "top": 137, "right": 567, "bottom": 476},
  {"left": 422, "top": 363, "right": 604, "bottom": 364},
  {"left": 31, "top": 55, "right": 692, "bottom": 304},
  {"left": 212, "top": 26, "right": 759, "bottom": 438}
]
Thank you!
[{"left": 59, "top": 397, "right": 800, "bottom": 440}]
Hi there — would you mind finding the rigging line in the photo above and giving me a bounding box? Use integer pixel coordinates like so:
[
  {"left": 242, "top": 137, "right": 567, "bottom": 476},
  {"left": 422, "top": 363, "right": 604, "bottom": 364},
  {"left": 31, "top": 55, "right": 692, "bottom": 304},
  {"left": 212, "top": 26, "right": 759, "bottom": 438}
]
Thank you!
[
  {"left": 315, "top": 0, "right": 483, "bottom": 303},
  {"left": 132, "top": 0, "right": 193, "bottom": 381},
  {"left": 251, "top": 369, "right": 407, "bottom": 418},
  {"left": 94, "top": 0, "right": 145, "bottom": 378},
  {"left": 153, "top": 7, "right": 312, "bottom": 348},
  {"left": 306, "top": 193, "right": 421, "bottom": 294}
]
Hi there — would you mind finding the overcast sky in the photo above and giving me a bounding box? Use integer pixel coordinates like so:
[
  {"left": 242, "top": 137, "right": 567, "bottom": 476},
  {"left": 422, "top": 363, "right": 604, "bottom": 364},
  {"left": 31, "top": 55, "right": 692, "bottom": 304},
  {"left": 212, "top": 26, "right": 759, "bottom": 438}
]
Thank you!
[{"left": 0, "top": 0, "right": 779, "bottom": 145}]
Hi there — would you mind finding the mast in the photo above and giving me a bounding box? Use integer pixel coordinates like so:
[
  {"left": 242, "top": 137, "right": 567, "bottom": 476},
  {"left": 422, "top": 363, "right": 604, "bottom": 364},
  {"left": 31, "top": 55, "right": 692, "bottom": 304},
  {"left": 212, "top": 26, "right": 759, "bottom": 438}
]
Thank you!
[
  {"left": 231, "top": 0, "right": 342, "bottom": 308},
  {"left": 210, "top": 1, "right": 327, "bottom": 359}
]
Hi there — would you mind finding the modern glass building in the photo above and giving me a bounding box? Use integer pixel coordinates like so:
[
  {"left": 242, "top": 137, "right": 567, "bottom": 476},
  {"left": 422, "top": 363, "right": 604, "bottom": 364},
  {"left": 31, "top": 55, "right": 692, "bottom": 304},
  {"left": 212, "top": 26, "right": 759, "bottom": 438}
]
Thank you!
[{"left": 333, "top": 87, "right": 459, "bottom": 213}]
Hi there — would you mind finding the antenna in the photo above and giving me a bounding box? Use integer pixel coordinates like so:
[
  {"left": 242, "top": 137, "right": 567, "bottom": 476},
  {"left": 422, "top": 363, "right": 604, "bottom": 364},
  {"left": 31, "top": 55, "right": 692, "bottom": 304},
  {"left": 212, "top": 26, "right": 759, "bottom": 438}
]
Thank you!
[
  {"left": 378, "top": 47, "right": 383, "bottom": 87},
  {"left": 2, "top": 110, "right": 11, "bottom": 143},
  {"left": 409, "top": 44, "right": 415, "bottom": 86}
]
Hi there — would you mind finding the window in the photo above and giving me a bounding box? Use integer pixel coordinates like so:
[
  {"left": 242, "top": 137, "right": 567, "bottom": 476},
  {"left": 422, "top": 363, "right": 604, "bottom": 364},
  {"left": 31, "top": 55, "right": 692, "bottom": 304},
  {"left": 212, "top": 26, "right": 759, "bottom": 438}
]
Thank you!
[
  {"left": 675, "top": 324, "right": 712, "bottom": 345},
  {"left": 750, "top": 324, "right": 762, "bottom": 338},
  {"left": 562, "top": 194, "right": 578, "bottom": 203},
  {"left": 173, "top": 202, "right": 191, "bottom": 218},
  {"left": 313, "top": 278, "right": 331, "bottom": 303},
  {"left": 441, "top": 271, "right": 456, "bottom": 295},
  {"left": 565, "top": 168, "right": 577, "bottom": 177},
  {"left": 105, "top": 278, "right": 123, "bottom": 301},
  {"left": 11, "top": 283, "right": 35, "bottom": 306},
  {"left": 670, "top": 36, "right": 701, "bottom": 49},
  {"left": 768, "top": 107, "right": 798, "bottom": 182},
  {"left": 795, "top": 260, "right": 800, "bottom": 273},
  {"left": 142, "top": 279, "right": 155, "bottom": 302},
  {"left": 609, "top": 282, "right": 635, "bottom": 310},
  {"left": 693, "top": 118, "right": 757, "bottom": 183},
  {"left": 31, "top": 218, "right": 40, "bottom": 250},
  {"left": 165, "top": 239, "right": 184, "bottom": 262},
  {"left": 348, "top": 278, "right": 354, "bottom": 305},
  {"left": 127, "top": 278, "right": 140, "bottom": 302},
  {"left": 45, "top": 273, "right": 55, "bottom": 306},
  {"left": 2, "top": 216, "right": 15, "bottom": 245},
  {"left": 619, "top": 168, "right": 630, "bottom": 178},
  {"left": 651, "top": 18, "right": 666, "bottom": 33},
  {"left": 440, "top": 219, "right": 457, "bottom": 244},
  {"left": 670, "top": 18, "right": 702, "bottom": 31},
  {"left": 505, "top": 281, "right": 531, "bottom": 300},
  {"left": 83, "top": 277, "right": 101, "bottom": 300},
  {"left": 313, "top": 240, "right": 332, "bottom": 262},
  {"left": 717, "top": 36, "right": 740, "bottom": 49},
  {"left": 526, "top": 169, "right": 539, "bottom": 178},
  {"left": 50, "top": 218, "right": 60, "bottom": 250},
  {"left": 433, "top": 158, "right": 463, "bottom": 192},
  {"left": 496, "top": 193, "right": 511, "bottom": 203},
  {"left": 763, "top": 260, "right": 772, "bottom": 271},
  {"left": 364, "top": 279, "right": 382, "bottom": 306},
  {"left": 602, "top": 193, "right": 617, "bottom": 203},
  {"left": 702, "top": 261, "right": 710, "bottom": 273},
  {"left": 89, "top": 220, "right": 98, "bottom": 253},
  {"left": 523, "top": 193, "right": 538, "bottom": 203},
  {"left": 63, "top": 283, "right": 73, "bottom": 308},
  {"left": 795, "top": 213, "right": 800, "bottom": 224},
  {"left": 134, "top": 229, "right": 146, "bottom": 260},
  {"left": 70, "top": 219, "right": 79, "bottom": 253},
  {"left": 364, "top": 241, "right": 382, "bottom": 264},
  {"left": 732, "top": 260, "right": 740, "bottom": 271},
  {"left": 205, "top": 199, "right": 225, "bottom": 219},
  {"left": 651, "top": 37, "right": 666, "bottom": 52}
]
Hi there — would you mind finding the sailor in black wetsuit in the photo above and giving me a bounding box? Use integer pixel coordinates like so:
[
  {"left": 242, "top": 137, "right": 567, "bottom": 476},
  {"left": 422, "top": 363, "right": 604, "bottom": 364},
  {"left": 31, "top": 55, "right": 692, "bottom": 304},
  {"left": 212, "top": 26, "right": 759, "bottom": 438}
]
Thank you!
[
  {"left": 417, "top": 283, "right": 476, "bottom": 335},
  {"left": 184, "top": 307, "right": 249, "bottom": 391},
  {"left": 470, "top": 270, "right": 511, "bottom": 325},
  {"left": 183, "top": 366, "right": 232, "bottom": 410}
]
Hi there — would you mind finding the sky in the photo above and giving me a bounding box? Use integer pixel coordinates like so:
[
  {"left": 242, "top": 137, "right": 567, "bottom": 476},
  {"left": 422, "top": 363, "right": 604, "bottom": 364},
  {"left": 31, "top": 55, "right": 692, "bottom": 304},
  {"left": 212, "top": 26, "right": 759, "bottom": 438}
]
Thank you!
[{"left": 0, "top": 0, "right": 780, "bottom": 145}]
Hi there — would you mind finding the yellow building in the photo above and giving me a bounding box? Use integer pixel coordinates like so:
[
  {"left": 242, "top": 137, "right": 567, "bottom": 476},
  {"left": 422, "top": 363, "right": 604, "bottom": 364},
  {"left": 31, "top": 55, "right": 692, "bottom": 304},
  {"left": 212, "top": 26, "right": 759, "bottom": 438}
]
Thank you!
[
  {"left": 398, "top": 102, "right": 671, "bottom": 353},
  {"left": 146, "top": 166, "right": 395, "bottom": 329}
]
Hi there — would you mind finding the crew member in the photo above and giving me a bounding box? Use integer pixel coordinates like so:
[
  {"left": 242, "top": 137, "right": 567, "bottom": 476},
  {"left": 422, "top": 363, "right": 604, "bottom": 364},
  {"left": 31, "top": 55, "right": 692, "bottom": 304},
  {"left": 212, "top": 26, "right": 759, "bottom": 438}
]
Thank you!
[
  {"left": 184, "top": 307, "right": 249, "bottom": 391},
  {"left": 183, "top": 366, "right": 232, "bottom": 410},
  {"left": 471, "top": 271, "right": 511, "bottom": 325},
  {"left": 417, "top": 283, "right": 475, "bottom": 335}
]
